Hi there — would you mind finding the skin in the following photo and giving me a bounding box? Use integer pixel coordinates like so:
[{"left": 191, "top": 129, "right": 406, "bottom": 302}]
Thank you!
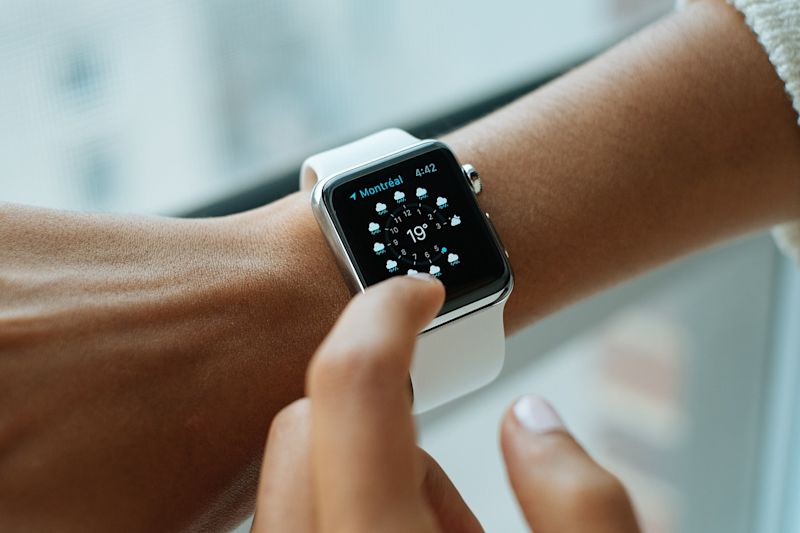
[
  {"left": 252, "top": 276, "right": 640, "bottom": 533},
  {"left": 0, "top": 0, "right": 798, "bottom": 530}
]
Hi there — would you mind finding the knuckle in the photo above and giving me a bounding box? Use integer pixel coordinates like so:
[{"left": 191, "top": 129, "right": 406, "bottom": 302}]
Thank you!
[
  {"left": 268, "top": 398, "right": 310, "bottom": 442},
  {"left": 555, "top": 468, "right": 631, "bottom": 515},
  {"left": 0, "top": 312, "right": 47, "bottom": 350},
  {"left": 309, "top": 343, "right": 404, "bottom": 397}
]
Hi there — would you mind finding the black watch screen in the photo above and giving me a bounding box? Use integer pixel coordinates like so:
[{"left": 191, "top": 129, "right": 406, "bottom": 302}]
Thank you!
[{"left": 323, "top": 141, "right": 510, "bottom": 315}]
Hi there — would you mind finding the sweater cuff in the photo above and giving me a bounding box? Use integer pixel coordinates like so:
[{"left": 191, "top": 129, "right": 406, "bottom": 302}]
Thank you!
[{"left": 677, "top": 0, "right": 800, "bottom": 264}]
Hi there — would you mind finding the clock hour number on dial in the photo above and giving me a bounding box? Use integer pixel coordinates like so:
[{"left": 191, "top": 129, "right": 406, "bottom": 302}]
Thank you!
[{"left": 384, "top": 202, "right": 448, "bottom": 266}]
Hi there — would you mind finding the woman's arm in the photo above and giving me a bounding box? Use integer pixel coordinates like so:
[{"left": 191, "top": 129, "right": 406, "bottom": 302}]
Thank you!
[
  {"left": 445, "top": 0, "right": 800, "bottom": 330},
  {"left": 0, "top": 198, "right": 349, "bottom": 531},
  {"left": 1, "top": 0, "right": 798, "bottom": 530}
]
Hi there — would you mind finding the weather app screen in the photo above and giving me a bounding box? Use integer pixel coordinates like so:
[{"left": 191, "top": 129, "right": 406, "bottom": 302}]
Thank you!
[{"left": 326, "top": 143, "right": 509, "bottom": 315}]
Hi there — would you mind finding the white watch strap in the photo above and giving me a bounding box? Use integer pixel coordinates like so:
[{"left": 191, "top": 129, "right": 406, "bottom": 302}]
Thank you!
[
  {"left": 411, "top": 300, "right": 506, "bottom": 413},
  {"left": 302, "top": 128, "right": 507, "bottom": 413},
  {"left": 300, "top": 128, "right": 419, "bottom": 189}
]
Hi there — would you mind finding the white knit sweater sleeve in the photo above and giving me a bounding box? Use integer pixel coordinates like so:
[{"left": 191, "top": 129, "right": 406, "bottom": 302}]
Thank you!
[{"left": 678, "top": 0, "right": 800, "bottom": 264}]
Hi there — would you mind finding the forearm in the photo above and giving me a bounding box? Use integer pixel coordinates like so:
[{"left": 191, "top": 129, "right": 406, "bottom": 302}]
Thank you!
[
  {"left": 445, "top": 0, "right": 800, "bottom": 330},
  {"left": 0, "top": 198, "right": 347, "bottom": 531}
]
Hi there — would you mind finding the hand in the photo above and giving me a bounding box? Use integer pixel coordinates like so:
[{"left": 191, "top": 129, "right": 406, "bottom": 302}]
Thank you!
[{"left": 252, "top": 275, "right": 640, "bottom": 532}]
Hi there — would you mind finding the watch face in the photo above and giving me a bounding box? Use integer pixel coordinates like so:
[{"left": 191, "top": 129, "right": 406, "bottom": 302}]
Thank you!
[{"left": 322, "top": 141, "right": 510, "bottom": 315}]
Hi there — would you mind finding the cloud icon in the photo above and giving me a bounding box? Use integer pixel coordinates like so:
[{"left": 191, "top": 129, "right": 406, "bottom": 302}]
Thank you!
[
  {"left": 429, "top": 265, "right": 441, "bottom": 275},
  {"left": 406, "top": 269, "right": 418, "bottom": 275},
  {"left": 447, "top": 253, "right": 460, "bottom": 264},
  {"left": 394, "top": 191, "right": 406, "bottom": 201},
  {"left": 386, "top": 259, "right": 398, "bottom": 271},
  {"left": 368, "top": 222, "right": 380, "bottom": 233},
  {"left": 450, "top": 215, "right": 461, "bottom": 226},
  {"left": 373, "top": 242, "right": 385, "bottom": 253},
  {"left": 436, "top": 196, "right": 448, "bottom": 207},
  {"left": 416, "top": 187, "right": 428, "bottom": 198},
  {"left": 375, "top": 202, "right": 387, "bottom": 213}
]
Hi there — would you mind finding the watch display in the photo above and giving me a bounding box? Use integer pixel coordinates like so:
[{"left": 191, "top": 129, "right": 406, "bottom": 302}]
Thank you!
[{"left": 324, "top": 142, "right": 510, "bottom": 315}]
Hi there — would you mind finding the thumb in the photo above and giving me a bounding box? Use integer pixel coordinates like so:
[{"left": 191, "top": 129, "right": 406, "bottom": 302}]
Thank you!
[{"left": 500, "top": 396, "right": 640, "bottom": 533}]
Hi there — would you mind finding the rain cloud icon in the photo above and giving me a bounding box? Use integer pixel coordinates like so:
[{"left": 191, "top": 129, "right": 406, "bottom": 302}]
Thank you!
[
  {"left": 447, "top": 253, "right": 460, "bottom": 265},
  {"left": 386, "top": 259, "right": 398, "bottom": 272},
  {"left": 394, "top": 191, "right": 406, "bottom": 202},
  {"left": 416, "top": 187, "right": 428, "bottom": 199},
  {"left": 406, "top": 269, "right": 419, "bottom": 275},
  {"left": 368, "top": 222, "right": 380, "bottom": 234},
  {"left": 450, "top": 215, "right": 461, "bottom": 226},
  {"left": 375, "top": 202, "right": 387, "bottom": 214},
  {"left": 436, "top": 196, "right": 448, "bottom": 208},
  {"left": 373, "top": 242, "right": 385, "bottom": 254},
  {"left": 429, "top": 265, "right": 441, "bottom": 276}
]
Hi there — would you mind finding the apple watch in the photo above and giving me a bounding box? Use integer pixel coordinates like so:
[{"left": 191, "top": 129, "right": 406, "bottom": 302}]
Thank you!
[{"left": 301, "top": 129, "right": 513, "bottom": 413}]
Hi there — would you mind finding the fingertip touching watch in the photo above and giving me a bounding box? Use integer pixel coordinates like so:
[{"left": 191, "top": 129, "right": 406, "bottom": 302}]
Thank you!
[{"left": 301, "top": 129, "right": 513, "bottom": 413}]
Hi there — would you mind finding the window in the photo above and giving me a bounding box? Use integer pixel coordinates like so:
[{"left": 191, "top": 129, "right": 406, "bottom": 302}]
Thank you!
[{"left": 1, "top": 0, "right": 670, "bottom": 214}]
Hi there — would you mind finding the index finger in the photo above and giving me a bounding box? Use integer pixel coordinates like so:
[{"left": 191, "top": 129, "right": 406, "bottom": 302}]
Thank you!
[{"left": 307, "top": 274, "right": 444, "bottom": 530}]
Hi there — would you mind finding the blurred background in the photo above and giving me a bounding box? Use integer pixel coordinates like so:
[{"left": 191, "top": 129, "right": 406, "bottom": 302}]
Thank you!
[{"left": 2, "top": 1, "right": 799, "bottom": 532}]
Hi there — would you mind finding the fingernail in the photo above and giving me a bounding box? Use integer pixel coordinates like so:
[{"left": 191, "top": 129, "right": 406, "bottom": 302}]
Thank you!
[
  {"left": 513, "top": 395, "right": 564, "bottom": 433},
  {"left": 406, "top": 272, "right": 438, "bottom": 283}
]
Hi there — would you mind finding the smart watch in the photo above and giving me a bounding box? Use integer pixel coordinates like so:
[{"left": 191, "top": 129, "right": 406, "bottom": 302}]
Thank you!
[{"left": 301, "top": 129, "right": 513, "bottom": 413}]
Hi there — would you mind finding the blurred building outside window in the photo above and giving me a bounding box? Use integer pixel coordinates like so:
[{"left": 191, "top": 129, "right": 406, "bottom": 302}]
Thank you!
[{"left": 0, "top": 0, "right": 669, "bottom": 214}]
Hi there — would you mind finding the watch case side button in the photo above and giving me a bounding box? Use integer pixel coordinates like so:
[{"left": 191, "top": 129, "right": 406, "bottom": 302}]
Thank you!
[{"left": 461, "top": 163, "right": 481, "bottom": 195}]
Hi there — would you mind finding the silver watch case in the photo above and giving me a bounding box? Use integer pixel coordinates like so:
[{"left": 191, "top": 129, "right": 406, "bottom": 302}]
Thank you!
[{"left": 310, "top": 139, "right": 513, "bottom": 334}]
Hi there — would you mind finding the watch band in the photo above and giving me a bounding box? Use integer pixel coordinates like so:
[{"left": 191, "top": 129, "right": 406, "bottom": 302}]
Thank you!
[
  {"left": 411, "top": 295, "right": 506, "bottom": 413},
  {"left": 301, "top": 128, "right": 508, "bottom": 413},
  {"left": 301, "top": 128, "right": 419, "bottom": 190}
]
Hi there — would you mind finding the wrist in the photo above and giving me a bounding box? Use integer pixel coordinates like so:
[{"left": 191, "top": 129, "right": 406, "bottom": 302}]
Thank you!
[{"left": 222, "top": 191, "right": 350, "bottom": 350}]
